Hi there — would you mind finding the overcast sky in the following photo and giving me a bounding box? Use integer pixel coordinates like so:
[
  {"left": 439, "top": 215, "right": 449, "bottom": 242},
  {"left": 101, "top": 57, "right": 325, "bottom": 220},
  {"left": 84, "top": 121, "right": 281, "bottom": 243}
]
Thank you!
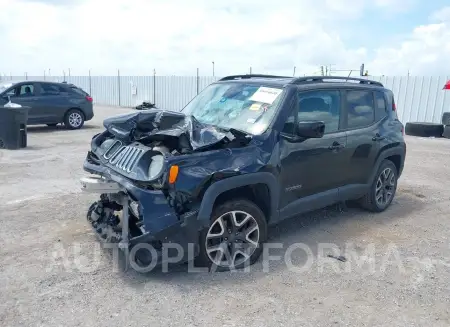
[{"left": 1, "top": 0, "right": 449, "bottom": 76}]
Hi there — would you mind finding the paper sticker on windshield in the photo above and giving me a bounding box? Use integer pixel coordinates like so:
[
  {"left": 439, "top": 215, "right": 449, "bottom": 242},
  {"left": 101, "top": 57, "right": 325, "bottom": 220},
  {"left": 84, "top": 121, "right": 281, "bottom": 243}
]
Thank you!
[
  {"left": 249, "top": 103, "right": 261, "bottom": 111},
  {"left": 249, "top": 87, "right": 282, "bottom": 104}
]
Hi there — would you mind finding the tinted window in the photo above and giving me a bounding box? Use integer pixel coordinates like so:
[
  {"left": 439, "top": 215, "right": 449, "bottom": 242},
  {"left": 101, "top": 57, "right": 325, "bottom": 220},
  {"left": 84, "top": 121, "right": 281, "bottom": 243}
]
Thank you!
[
  {"left": 69, "top": 86, "right": 88, "bottom": 96},
  {"left": 374, "top": 91, "right": 387, "bottom": 121},
  {"left": 346, "top": 90, "right": 375, "bottom": 129},
  {"left": 40, "top": 83, "right": 67, "bottom": 96},
  {"left": 18, "top": 84, "right": 35, "bottom": 97},
  {"left": 298, "top": 90, "right": 340, "bottom": 134},
  {"left": 4, "top": 88, "right": 16, "bottom": 96}
]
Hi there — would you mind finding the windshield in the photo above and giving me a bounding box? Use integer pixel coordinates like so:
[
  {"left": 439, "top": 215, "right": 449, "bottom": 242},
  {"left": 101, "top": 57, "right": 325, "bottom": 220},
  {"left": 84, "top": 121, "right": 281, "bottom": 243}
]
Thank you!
[
  {"left": 0, "top": 82, "right": 15, "bottom": 93},
  {"left": 182, "top": 82, "right": 285, "bottom": 135}
]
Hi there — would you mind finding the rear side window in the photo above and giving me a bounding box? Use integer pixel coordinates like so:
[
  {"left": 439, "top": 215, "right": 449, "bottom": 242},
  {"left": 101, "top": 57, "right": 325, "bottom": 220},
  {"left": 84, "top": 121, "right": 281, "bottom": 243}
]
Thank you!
[
  {"left": 345, "top": 90, "right": 375, "bottom": 129},
  {"left": 374, "top": 91, "right": 388, "bottom": 121},
  {"left": 40, "top": 83, "right": 67, "bottom": 96},
  {"left": 69, "top": 86, "right": 88, "bottom": 96}
]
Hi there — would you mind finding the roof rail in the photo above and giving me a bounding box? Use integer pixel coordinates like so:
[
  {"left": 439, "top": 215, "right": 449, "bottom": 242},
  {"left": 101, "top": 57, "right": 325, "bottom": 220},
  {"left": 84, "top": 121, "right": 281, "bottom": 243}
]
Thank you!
[
  {"left": 291, "top": 76, "right": 383, "bottom": 87},
  {"left": 218, "top": 74, "right": 293, "bottom": 81}
]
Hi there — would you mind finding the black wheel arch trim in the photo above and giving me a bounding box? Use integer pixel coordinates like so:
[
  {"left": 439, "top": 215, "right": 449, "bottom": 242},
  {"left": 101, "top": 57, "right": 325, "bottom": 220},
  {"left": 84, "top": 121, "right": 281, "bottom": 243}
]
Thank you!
[
  {"left": 197, "top": 172, "right": 280, "bottom": 225},
  {"left": 368, "top": 144, "right": 405, "bottom": 184}
]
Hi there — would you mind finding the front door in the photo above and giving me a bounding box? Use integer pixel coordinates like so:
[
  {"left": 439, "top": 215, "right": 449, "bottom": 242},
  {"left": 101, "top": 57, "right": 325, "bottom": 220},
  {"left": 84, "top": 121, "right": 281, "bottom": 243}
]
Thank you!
[
  {"left": 278, "top": 89, "right": 347, "bottom": 220},
  {"left": 5, "top": 83, "right": 41, "bottom": 123}
]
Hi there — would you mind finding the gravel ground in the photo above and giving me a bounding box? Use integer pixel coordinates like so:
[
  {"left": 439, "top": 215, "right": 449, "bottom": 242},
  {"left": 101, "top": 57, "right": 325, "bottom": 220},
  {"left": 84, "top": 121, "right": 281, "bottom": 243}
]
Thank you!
[{"left": 1, "top": 106, "right": 450, "bottom": 327}]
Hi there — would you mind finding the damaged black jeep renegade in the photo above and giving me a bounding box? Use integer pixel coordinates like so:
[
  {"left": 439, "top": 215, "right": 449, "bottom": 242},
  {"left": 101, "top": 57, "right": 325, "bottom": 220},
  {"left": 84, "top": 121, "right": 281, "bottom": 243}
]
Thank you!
[{"left": 81, "top": 75, "right": 406, "bottom": 271}]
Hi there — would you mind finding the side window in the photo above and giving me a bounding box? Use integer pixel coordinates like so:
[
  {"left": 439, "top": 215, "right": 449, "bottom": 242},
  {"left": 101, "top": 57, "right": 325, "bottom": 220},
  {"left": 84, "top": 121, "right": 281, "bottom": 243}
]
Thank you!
[
  {"left": 18, "top": 84, "right": 35, "bottom": 97},
  {"left": 40, "top": 83, "right": 67, "bottom": 96},
  {"left": 297, "top": 90, "right": 340, "bottom": 134},
  {"left": 5, "top": 87, "right": 17, "bottom": 97},
  {"left": 374, "top": 91, "right": 387, "bottom": 121},
  {"left": 69, "top": 86, "right": 88, "bottom": 96},
  {"left": 346, "top": 90, "right": 375, "bottom": 129}
]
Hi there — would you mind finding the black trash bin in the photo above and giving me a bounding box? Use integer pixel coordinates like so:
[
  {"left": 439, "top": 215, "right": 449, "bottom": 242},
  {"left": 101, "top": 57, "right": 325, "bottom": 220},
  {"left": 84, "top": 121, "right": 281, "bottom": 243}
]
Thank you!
[{"left": 0, "top": 106, "right": 29, "bottom": 149}]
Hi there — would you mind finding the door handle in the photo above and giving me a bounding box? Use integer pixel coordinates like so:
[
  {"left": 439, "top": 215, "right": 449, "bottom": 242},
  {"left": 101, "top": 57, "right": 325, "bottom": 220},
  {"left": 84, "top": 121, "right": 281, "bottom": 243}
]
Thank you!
[
  {"left": 372, "top": 133, "right": 386, "bottom": 141},
  {"left": 328, "top": 142, "right": 345, "bottom": 150}
]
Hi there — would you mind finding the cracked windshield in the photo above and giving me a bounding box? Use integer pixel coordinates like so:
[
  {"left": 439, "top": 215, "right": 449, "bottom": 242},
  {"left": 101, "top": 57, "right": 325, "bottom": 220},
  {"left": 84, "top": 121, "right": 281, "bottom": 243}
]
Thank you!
[{"left": 182, "top": 82, "right": 284, "bottom": 135}]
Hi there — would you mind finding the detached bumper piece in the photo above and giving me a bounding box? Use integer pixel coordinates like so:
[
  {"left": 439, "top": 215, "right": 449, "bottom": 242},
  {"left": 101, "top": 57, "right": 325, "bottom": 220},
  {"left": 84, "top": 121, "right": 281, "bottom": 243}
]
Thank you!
[{"left": 80, "top": 175, "right": 200, "bottom": 268}]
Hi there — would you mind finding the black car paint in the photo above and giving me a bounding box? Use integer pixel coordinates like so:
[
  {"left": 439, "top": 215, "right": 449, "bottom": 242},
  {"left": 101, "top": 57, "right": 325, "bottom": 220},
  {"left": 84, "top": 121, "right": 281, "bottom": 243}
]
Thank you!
[
  {"left": 84, "top": 77, "right": 406, "bottom": 265},
  {"left": 0, "top": 81, "right": 94, "bottom": 125}
]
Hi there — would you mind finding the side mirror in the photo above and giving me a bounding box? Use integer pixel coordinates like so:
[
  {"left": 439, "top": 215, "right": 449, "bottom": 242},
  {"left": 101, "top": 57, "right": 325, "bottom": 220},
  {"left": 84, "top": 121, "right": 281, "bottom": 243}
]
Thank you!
[{"left": 296, "top": 121, "right": 325, "bottom": 138}]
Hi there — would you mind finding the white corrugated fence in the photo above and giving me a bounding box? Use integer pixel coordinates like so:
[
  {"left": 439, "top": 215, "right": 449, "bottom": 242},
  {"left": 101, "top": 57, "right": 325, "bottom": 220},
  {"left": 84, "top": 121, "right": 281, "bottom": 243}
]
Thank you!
[{"left": 4, "top": 75, "right": 450, "bottom": 124}]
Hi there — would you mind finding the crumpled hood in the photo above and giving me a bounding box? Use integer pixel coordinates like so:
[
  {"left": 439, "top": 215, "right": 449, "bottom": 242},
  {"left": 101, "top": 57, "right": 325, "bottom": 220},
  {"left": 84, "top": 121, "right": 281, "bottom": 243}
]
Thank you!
[{"left": 103, "top": 109, "right": 250, "bottom": 152}]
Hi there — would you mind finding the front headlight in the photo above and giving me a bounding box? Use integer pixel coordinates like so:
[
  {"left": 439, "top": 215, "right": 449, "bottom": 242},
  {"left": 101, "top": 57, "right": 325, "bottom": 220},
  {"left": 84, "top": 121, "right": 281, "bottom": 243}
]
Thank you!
[{"left": 148, "top": 154, "right": 164, "bottom": 180}]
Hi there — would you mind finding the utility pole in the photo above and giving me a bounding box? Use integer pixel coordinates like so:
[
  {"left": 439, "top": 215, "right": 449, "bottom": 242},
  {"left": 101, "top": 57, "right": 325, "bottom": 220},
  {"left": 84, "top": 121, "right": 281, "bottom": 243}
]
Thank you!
[
  {"left": 249, "top": 66, "right": 252, "bottom": 74},
  {"left": 212, "top": 61, "right": 215, "bottom": 77},
  {"left": 293, "top": 66, "right": 296, "bottom": 76},
  {"left": 320, "top": 65, "right": 324, "bottom": 75}
]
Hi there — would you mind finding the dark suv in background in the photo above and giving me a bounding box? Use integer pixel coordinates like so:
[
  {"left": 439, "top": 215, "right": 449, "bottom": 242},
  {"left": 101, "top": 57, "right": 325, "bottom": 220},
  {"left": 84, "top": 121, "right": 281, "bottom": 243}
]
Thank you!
[
  {"left": 0, "top": 80, "right": 94, "bottom": 129},
  {"left": 80, "top": 74, "right": 406, "bottom": 271}
]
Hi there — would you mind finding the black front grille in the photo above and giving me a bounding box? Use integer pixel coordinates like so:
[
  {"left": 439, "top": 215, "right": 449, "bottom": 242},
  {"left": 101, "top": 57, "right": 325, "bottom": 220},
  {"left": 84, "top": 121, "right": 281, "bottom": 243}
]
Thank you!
[{"left": 109, "top": 145, "right": 144, "bottom": 173}]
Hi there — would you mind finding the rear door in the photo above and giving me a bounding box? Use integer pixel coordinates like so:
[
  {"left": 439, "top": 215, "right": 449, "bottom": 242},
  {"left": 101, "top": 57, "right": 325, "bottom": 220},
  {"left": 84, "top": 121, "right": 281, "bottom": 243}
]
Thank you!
[
  {"left": 341, "top": 88, "right": 384, "bottom": 188},
  {"left": 37, "top": 82, "right": 71, "bottom": 122}
]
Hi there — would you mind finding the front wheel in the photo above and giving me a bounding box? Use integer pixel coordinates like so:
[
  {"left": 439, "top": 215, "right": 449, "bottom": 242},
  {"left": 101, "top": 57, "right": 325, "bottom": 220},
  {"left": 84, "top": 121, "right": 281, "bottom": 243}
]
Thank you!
[
  {"left": 64, "top": 109, "right": 85, "bottom": 130},
  {"left": 196, "top": 199, "right": 268, "bottom": 271},
  {"left": 359, "top": 159, "right": 398, "bottom": 212}
]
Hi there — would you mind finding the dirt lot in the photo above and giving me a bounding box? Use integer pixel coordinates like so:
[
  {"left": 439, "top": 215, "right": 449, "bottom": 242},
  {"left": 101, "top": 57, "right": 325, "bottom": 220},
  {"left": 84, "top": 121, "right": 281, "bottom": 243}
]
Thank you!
[{"left": 1, "top": 105, "right": 449, "bottom": 327}]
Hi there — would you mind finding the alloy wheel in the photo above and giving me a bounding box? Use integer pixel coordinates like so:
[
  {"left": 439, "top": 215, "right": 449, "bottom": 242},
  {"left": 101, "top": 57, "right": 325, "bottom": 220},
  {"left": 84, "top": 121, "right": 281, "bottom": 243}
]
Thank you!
[
  {"left": 205, "top": 210, "right": 260, "bottom": 268},
  {"left": 375, "top": 167, "right": 396, "bottom": 207},
  {"left": 68, "top": 112, "right": 83, "bottom": 128}
]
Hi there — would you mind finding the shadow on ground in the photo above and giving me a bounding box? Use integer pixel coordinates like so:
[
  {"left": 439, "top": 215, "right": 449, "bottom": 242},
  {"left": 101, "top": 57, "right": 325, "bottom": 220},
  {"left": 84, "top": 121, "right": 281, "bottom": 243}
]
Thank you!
[
  {"left": 98, "top": 190, "right": 425, "bottom": 289},
  {"left": 27, "top": 124, "right": 100, "bottom": 134}
]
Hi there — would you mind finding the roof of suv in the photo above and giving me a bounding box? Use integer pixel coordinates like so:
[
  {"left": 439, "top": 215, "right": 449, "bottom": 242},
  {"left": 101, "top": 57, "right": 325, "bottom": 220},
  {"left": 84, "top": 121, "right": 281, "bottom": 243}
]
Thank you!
[
  {"left": 3, "top": 80, "right": 70, "bottom": 85},
  {"left": 215, "top": 74, "right": 385, "bottom": 90}
]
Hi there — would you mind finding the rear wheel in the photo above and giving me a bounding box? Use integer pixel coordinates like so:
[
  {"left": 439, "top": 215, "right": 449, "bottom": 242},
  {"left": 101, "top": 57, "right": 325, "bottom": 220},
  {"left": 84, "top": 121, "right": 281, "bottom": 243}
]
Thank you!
[
  {"left": 359, "top": 160, "right": 398, "bottom": 212},
  {"left": 64, "top": 109, "right": 85, "bottom": 129},
  {"left": 196, "top": 199, "right": 267, "bottom": 271}
]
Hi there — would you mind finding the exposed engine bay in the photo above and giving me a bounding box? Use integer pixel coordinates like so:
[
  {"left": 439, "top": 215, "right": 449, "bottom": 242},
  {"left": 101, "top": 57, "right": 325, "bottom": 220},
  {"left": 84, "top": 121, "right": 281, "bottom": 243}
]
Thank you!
[
  {"left": 102, "top": 108, "right": 251, "bottom": 153},
  {"left": 85, "top": 109, "right": 252, "bottom": 185}
]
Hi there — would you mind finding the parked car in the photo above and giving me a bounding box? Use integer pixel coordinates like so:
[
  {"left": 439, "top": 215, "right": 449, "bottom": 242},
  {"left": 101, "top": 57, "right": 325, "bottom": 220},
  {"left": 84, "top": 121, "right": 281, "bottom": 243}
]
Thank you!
[
  {"left": 0, "top": 80, "right": 94, "bottom": 129},
  {"left": 80, "top": 74, "right": 406, "bottom": 271}
]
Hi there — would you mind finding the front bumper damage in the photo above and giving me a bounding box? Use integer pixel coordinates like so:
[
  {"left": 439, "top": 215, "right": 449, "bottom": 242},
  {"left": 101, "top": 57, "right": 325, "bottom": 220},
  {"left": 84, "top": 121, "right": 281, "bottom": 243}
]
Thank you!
[{"left": 81, "top": 160, "right": 202, "bottom": 268}]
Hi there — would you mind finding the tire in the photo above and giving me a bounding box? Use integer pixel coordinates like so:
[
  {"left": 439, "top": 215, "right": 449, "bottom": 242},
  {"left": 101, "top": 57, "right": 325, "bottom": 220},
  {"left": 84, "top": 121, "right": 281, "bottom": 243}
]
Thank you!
[
  {"left": 404, "top": 122, "right": 443, "bottom": 137},
  {"left": 359, "top": 160, "right": 398, "bottom": 212},
  {"left": 195, "top": 199, "right": 268, "bottom": 271},
  {"left": 64, "top": 109, "right": 85, "bottom": 130},
  {"left": 442, "top": 112, "right": 450, "bottom": 125},
  {"left": 443, "top": 125, "right": 450, "bottom": 139}
]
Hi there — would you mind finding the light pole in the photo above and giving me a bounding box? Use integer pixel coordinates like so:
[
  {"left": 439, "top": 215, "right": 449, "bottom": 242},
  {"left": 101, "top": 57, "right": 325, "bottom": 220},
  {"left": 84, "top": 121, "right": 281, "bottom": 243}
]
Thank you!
[
  {"left": 212, "top": 61, "right": 215, "bottom": 77},
  {"left": 293, "top": 66, "right": 296, "bottom": 76}
]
